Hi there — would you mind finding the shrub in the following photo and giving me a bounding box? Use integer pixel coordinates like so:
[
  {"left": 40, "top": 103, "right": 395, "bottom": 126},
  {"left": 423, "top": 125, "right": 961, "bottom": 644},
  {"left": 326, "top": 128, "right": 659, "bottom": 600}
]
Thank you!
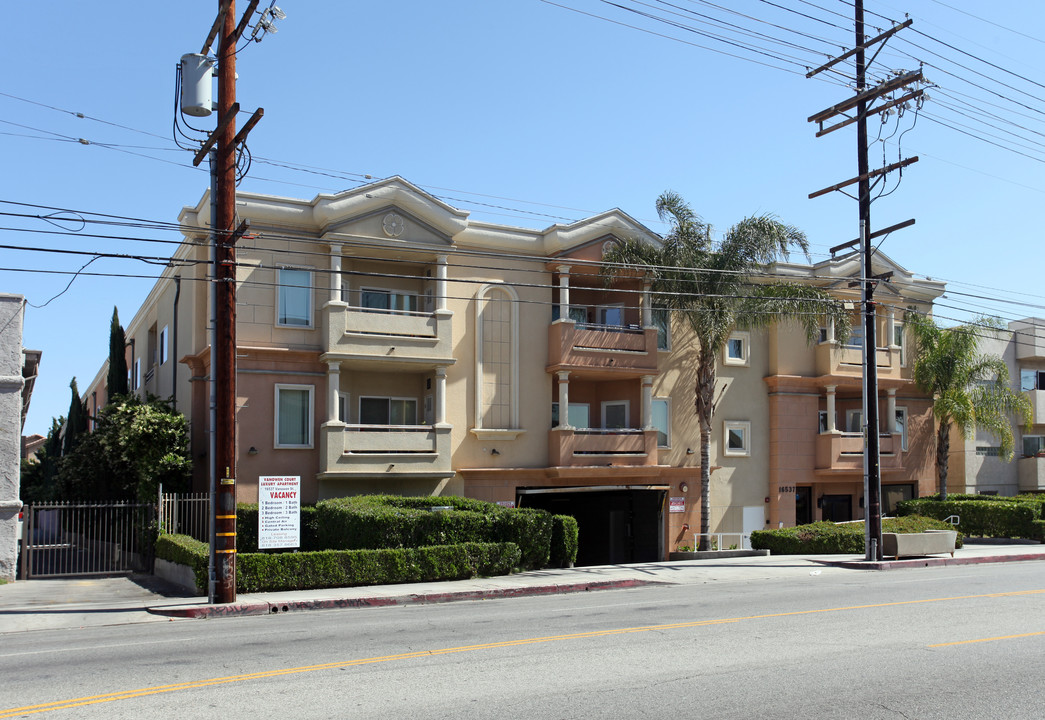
[
  {"left": 897, "top": 498, "right": 1039, "bottom": 539},
  {"left": 550, "top": 514, "right": 579, "bottom": 567},
  {"left": 750, "top": 517, "right": 964, "bottom": 555},
  {"left": 155, "top": 533, "right": 208, "bottom": 592},
  {"left": 236, "top": 504, "right": 321, "bottom": 553}
]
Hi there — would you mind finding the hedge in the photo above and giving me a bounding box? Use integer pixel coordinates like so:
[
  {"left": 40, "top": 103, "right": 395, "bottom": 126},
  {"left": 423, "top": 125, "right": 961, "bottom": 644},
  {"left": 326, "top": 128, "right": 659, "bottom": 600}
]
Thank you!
[
  {"left": 550, "top": 514, "right": 579, "bottom": 568},
  {"left": 313, "top": 495, "right": 556, "bottom": 570},
  {"left": 750, "top": 517, "right": 964, "bottom": 555},
  {"left": 155, "top": 533, "right": 209, "bottom": 592},
  {"left": 236, "top": 504, "right": 321, "bottom": 553},
  {"left": 896, "top": 498, "right": 1041, "bottom": 539}
]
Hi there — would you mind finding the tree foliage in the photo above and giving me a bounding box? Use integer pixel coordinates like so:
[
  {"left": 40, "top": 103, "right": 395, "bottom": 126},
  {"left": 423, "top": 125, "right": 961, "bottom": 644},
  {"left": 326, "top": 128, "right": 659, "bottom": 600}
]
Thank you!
[
  {"left": 905, "top": 312, "right": 1032, "bottom": 500},
  {"left": 19, "top": 418, "right": 64, "bottom": 503},
  {"left": 62, "top": 378, "right": 88, "bottom": 457},
  {"left": 58, "top": 395, "right": 191, "bottom": 501},
  {"left": 107, "top": 306, "right": 129, "bottom": 398},
  {"left": 603, "top": 191, "right": 851, "bottom": 548}
]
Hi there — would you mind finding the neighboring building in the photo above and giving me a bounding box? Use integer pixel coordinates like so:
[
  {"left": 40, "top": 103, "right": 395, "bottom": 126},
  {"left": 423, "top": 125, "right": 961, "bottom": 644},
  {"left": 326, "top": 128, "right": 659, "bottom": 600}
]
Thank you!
[
  {"left": 82, "top": 177, "right": 946, "bottom": 563},
  {"left": 1, "top": 294, "right": 41, "bottom": 581},
  {"left": 951, "top": 318, "right": 1045, "bottom": 496}
]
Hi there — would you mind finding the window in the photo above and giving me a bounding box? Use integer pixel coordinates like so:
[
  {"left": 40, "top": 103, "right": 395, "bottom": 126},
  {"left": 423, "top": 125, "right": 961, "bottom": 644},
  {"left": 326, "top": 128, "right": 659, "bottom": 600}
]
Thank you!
[
  {"left": 976, "top": 446, "right": 1002, "bottom": 457},
  {"left": 893, "top": 323, "right": 905, "bottom": 366},
  {"left": 337, "top": 392, "right": 350, "bottom": 423},
  {"left": 360, "top": 397, "right": 417, "bottom": 426},
  {"left": 602, "top": 400, "right": 629, "bottom": 429},
  {"left": 846, "top": 325, "right": 864, "bottom": 349},
  {"left": 1020, "top": 368, "right": 1045, "bottom": 392},
  {"left": 818, "top": 410, "right": 835, "bottom": 434},
  {"left": 1023, "top": 435, "right": 1045, "bottom": 457},
  {"left": 846, "top": 409, "right": 863, "bottom": 433},
  {"left": 652, "top": 398, "right": 670, "bottom": 447},
  {"left": 159, "top": 325, "right": 169, "bottom": 365},
  {"left": 598, "top": 305, "right": 624, "bottom": 327},
  {"left": 278, "top": 268, "right": 313, "bottom": 327},
  {"left": 723, "top": 331, "right": 749, "bottom": 366},
  {"left": 361, "top": 288, "right": 418, "bottom": 314},
  {"left": 133, "top": 358, "right": 141, "bottom": 391},
  {"left": 818, "top": 327, "right": 829, "bottom": 344},
  {"left": 552, "top": 402, "right": 590, "bottom": 429},
  {"left": 895, "top": 407, "right": 907, "bottom": 451},
  {"left": 275, "top": 384, "right": 314, "bottom": 448},
  {"left": 652, "top": 307, "right": 670, "bottom": 350},
  {"left": 723, "top": 421, "right": 751, "bottom": 456}
]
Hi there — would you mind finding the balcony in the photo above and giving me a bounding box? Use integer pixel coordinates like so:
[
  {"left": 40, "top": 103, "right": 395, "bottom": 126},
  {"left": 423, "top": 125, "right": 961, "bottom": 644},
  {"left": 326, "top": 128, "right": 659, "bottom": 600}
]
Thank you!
[
  {"left": 325, "top": 303, "right": 452, "bottom": 366},
  {"left": 547, "top": 321, "right": 659, "bottom": 375},
  {"left": 1018, "top": 456, "right": 1045, "bottom": 492},
  {"left": 815, "top": 342, "right": 902, "bottom": 381},
  {"left": 549, "top": 427, "right": 659, "bottom": 467},
  {"left": 815, "top": 432, "right": 904, "bottom": 472},
  {"left": 1027, "top": 389, "right": 1045, "bottom": 424},
  {"left": 320, "top": 423, "right": 452, "bottom": 477}
]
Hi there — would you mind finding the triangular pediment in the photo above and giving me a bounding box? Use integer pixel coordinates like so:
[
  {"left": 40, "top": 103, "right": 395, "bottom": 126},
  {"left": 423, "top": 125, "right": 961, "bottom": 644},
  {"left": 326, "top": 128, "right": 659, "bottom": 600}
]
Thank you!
[{"left": 322, "top": 205, "right": 454, "bottom": 248}]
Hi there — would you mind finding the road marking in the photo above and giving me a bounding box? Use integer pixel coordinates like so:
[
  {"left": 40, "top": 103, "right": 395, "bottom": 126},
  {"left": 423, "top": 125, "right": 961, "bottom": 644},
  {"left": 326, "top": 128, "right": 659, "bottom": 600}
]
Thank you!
[
  {"left": 929, "top": 631, "right": 1045, "bottom": 648},
  {"left": 3, "top": 588, "right": 1044, "bottom": 717}
]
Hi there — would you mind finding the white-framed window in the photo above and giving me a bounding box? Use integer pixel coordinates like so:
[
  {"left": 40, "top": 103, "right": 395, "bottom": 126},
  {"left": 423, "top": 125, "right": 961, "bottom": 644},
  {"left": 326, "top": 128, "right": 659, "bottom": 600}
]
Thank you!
[
  {"left": 846, "top": 409, "right": 863, "bottom": 433},
  {"left": 159, "top": 325, "right": 169, "bottom": 365},
  {"left": 598, "top": 305, "right": 624, "bottom": 327},
  {"left": 846, "top": 324, "right": 864, "bottom": 349},
  {"left": 275, "top": 384, "right": 314, "bottom": 448},
  {"left": 1023, "top": 435, "right": 1045, "bottom": 457},
  {"left": 652, "top": 398, "right": 670, "bottom": 447},
  {"left": 337, "top": 392, "right": 350, "bottom": 423},
  {"left": 360, "top": 396, "right": 417, "bottom": 426},
  {"left": 551, "top": 402, "right": 590, "bottom": 429},
  {"left": 602, "top": 400, "right": 629, "bottom": 429},
  {"left": 724, "top": 331, "right": 750, "bottom": 366},
  {"left": 652, "top": 307, "right": 670, "bottom": 350},
  {"left": 723, "top": 421, "right": 751, "bottom": 457},
  {"left": 277, "top": 268, "right": 313, "bottom": 327},
  {"left": 132, "top": 357, "right": 141, "bottom": 391},
  {"left": 895, "top": 407, "right": 908, "bottom": 451},
  {"left": 361, "top": 288, "right": 418, "bottom": 314},
  {"left": 893, "top": 323, "right": 905, "bottom": 366}
]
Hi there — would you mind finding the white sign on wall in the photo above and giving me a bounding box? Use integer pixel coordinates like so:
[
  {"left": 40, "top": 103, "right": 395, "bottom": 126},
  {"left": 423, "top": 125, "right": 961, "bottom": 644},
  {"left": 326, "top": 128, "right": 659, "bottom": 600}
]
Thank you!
[{"left": 258, "top": 475, "right": 301, "bottom": 549}]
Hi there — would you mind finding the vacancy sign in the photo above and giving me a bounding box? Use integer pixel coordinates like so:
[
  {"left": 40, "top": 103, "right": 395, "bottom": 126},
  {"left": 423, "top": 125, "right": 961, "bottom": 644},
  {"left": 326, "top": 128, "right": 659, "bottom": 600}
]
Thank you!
[{"left": 258, "top": 475, "right": 301, "bottom": 549}]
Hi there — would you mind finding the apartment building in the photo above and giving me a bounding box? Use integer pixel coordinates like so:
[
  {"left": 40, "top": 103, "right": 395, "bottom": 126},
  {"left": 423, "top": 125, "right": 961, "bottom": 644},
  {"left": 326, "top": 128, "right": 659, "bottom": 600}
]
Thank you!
[
  {"left": 950, "top": 318, "right": 1045, "bottom": 496},
  {"left": 83, "top": 177, "right": 946, "bottom": 563}
]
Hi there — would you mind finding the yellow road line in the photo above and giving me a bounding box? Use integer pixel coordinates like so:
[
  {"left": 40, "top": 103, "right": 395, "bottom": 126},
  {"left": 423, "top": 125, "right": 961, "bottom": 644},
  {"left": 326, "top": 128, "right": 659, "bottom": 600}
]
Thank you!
[
  {"left": 3, "top": 588, "right": 1043, "bottom": 717},
  {"left": 929, "top": 630, "right": 1045, "bottom": 648}
]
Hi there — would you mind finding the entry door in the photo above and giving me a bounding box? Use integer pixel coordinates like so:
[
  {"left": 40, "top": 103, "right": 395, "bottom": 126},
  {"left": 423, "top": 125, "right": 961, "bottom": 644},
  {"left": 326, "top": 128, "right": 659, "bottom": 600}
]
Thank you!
[
  {"left": 821, "top": 494, "right": 853, "bottom": 523},
  {"left": 795, "top": 487, "right": 813, "bottom": 525}
]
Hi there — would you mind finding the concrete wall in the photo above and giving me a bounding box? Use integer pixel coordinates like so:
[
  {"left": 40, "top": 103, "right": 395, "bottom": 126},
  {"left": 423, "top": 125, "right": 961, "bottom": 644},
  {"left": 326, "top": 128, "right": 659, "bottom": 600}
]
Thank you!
[{"left": 0, "top": 295, "right": 25, "bottom": 581}]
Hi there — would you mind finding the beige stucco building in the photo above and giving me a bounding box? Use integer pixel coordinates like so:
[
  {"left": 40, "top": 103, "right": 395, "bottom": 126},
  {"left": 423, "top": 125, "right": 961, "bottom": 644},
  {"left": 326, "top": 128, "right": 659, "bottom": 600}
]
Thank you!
[{"left": 83, "top": 177, "right": 947, "bottom": 564}]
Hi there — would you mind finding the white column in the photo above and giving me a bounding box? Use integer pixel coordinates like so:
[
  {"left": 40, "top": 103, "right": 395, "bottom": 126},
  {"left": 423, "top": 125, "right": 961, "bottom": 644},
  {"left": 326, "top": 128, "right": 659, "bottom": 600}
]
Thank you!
[
  {"left": 886, "top": 307, "right": 896, "bottom": 346},
  {"left": 641, "top": 375, "right": 654, "bottom": 429},
  {"left": 557, "top": 371, "right": 571, "bottom": 429},
  {"left": 435, "top": 255, "right": 448, "bottom": 312},
  {"left": 557, "top": 265, "right": 571, "bottom": 320},
  {"left": 329, "top": 243, "right": 342, "bottom": 304},
  {"left": 327, "top": 361, "right": 341, "bottom": 423},
  {"left": 886, "top": 388, "right": 897, "bottom": 433},
  {"left": 641, "top": 281, "right": 652, "bottom": 327},
  {"left": 825, "top": 385, "right": 837, "bottom": 432},
  {"left": 435, "top": 367, "right": 447, "bottom": 425},
  {"left": 826, "top": 316, "right": 836, "bottom": 344}
]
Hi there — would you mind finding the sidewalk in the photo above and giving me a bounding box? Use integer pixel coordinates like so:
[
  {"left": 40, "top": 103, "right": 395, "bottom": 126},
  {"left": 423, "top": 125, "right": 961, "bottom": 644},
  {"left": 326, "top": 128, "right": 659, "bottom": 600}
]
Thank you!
[{"left": 3, "top": 540, "right": 1043, "bottom": 631}]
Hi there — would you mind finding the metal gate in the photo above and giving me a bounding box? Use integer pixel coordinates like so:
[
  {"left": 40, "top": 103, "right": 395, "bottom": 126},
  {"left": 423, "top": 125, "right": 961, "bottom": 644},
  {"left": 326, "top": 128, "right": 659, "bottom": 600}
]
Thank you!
[{"left": 19, "top": 501, "right": 154, "bottom": 579}]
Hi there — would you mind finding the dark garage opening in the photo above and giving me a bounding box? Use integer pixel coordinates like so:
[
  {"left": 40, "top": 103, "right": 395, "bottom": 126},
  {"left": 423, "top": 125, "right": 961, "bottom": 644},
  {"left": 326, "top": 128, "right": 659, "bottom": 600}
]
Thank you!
[{"left": 518, "top": 486, "right": 667, "bottom": 567}]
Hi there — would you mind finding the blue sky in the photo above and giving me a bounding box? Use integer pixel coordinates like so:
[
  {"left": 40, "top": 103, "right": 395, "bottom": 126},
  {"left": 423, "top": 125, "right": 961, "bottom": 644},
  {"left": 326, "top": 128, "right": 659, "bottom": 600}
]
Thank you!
[{"left": 3, "top": 1, "right": 1044, "bottom": 437}]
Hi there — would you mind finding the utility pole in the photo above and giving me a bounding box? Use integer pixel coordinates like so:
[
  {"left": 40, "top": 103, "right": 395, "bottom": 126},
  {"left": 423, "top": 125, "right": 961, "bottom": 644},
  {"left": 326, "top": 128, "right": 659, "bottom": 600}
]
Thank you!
[{"left": 807, "top": 5, "right": 922, "bottom": 560}]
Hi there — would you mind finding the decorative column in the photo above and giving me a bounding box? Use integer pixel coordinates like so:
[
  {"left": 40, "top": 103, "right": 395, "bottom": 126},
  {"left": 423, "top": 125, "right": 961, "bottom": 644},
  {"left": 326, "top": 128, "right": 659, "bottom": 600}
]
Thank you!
[
  {"left": 329, "top": 243, "right": 342, "bottom": 304},
  {"left": 557, "top": 371, "right": 572, "bottom": 428},
  {"left": 326, "top": 361, "right": 341, "bottom": 423},
  {"left": 557, "top": 265, "right": 571, "bottom": 320},
  {"left": 435, "top": 367, "right": 448, "bottom": 426},
  {"left": 886, "top": 388, "right": 897, "bottom": 433},
  {"left": 641, "top": 375, "right": 654, "bottom": 429},
  {"left": 825, "top": 316, "right": 836, "bottom": 344},
  {"left": 825, "top": 385, "right": 837, "bottom": 432},
  {"left": 435, "top": 255, "right": 448, "bottom": 312},
  {"left": 641, "top": 281, "right": 652, "bottom": 327},
  {"left": 886, "top": 307, "right": 896, "bottom": 346}
]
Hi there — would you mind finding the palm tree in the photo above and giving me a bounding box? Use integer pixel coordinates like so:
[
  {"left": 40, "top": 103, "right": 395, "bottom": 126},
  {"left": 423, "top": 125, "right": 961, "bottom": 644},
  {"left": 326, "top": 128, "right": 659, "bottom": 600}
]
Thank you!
[
  {"left": 905, "top": 312, "right": 1031, "bottom": 501},
  {"left": 603, "top": 191, "right": 851, "bottom": 548}
]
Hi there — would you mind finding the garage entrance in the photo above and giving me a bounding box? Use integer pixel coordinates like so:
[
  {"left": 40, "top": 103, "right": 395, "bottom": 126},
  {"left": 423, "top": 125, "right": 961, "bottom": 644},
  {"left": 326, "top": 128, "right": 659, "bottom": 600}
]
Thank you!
[{"left": 518, "top": 486, "right": 667, "bottom": 567}]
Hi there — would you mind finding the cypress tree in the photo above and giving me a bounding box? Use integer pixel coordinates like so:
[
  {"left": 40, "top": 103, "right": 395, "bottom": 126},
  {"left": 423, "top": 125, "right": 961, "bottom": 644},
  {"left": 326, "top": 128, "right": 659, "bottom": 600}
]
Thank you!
[
  {"left": 107, "top": 306, "right": 128, "bottom": 399},
  {"left": 63, "top": 377, "right": 89, "bottom": 457}
]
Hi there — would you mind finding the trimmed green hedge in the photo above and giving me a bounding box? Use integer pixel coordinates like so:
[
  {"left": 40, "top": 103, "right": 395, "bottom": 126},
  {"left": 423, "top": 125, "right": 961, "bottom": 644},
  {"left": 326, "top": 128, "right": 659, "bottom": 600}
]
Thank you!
[
  {"left": 155, "top": 533, "right": 209, "bottom": 592},
  {"left": 313, "top": 495, "right": 555, "bottom": 570},
  {"left": 750, "top": 517, "right": 964, "bottom": 555},
  {"left": 550, "top": 514, "right": 579, "bottom": 568},
  {"left": 236, "top": 542, "right": 521, "bottom": 593},
  {"left": 896, "top": 498, "right": 1041, "bottom": 539}
]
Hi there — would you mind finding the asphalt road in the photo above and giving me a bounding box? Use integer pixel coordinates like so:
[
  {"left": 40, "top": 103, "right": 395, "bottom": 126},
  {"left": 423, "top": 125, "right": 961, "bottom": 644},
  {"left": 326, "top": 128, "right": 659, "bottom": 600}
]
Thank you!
[{"left": 2, "top": 562, "right": 1044, "bottom": 719}]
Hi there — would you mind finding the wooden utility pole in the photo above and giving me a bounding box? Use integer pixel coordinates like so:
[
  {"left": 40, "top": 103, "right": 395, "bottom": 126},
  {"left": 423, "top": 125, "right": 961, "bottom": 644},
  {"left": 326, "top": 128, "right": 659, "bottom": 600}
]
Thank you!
[{"left": 807, "top": 6, "right": 920, "bottom": 561}]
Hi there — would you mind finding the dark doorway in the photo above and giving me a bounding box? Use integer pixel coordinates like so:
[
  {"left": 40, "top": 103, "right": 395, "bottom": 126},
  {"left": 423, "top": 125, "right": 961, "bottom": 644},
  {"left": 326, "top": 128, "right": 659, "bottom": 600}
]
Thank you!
[
  {"left": 821, "top": 494, "right": 853, "bottom": 523},
  {"left": 795, "top": 486, "right": 813, "bottom": 525},
  {"left": 519, "top": 488, "right": 666, "bottom": 566},
  {"left": 882, "top": 483, "right": 915, "bottom": 516}
]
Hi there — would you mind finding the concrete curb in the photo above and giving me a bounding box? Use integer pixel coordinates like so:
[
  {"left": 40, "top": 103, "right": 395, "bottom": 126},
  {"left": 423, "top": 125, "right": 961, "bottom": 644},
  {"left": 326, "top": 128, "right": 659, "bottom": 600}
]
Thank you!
[
  {"left": 818, "top": 551, "right": 1045, "bottom": 571},
  {"left": 146, "top": 578, "right": 665, "bottom": 619}
]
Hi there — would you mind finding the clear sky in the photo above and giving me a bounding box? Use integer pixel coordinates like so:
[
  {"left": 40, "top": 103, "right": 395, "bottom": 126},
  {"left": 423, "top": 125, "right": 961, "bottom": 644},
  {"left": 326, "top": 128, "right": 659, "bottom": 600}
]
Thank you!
[{"left": 3, "top": 0, "right": 1043, "bottom": 438}]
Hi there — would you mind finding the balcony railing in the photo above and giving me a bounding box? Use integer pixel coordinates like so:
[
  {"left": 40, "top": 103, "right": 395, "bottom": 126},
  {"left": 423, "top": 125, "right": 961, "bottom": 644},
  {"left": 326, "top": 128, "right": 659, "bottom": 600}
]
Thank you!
[
  {"left": 325, "top": 303, "right": 452, "bottom": 362},
  {"left": 549, "top": 427, "right": 659, "bottom": 466},
  {"left": 548, "top": 321, "right": 659, "bottom": 373},
  {"left": 320, "top": 423, "right": 452, "bottom": 477},
  {"left": 815, "top": 431, "right": 903, "bottom": 471},
  {"left": 815, "top": 342, "right": 902, "bottom": 380}
]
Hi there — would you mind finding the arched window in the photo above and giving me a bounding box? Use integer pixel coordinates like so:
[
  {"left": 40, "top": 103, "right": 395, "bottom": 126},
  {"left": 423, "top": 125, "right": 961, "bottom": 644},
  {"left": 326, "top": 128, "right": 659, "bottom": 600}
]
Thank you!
[{"left": 475, "top": 285, "right": 518, "bottom": 429}]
